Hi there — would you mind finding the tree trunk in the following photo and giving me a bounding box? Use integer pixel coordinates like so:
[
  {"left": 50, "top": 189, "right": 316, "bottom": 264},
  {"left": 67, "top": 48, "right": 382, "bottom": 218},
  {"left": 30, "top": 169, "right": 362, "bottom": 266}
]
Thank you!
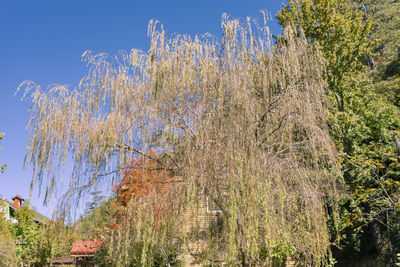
[
  {"left": 366, "top": 55, "right": 376, "bottom": 70},
  {"left": 371, "top": 221, "right": 385, "bottom": 256}
]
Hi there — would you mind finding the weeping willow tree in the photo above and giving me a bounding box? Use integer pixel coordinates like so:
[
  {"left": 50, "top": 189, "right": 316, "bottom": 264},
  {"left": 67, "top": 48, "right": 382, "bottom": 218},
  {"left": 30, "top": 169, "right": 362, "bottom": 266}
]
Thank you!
[{"left": 19, "top": 14, "right": 340, "bottom": 266}]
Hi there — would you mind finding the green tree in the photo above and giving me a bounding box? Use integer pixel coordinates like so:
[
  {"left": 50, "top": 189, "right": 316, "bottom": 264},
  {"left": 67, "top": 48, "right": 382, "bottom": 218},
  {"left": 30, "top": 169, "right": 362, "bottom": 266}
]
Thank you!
[
  {"left": 43, "top": 218, "right": 80, "bottom": 262},
  {"left": 75, "top": 196, "right": 118, "bottom": 266},
  {"left": 277, "top": 0, "right": 400, "bottom": 262},
  {"left": 277, "top": 0, "right": 373, "bottom": 111},
  {"left": 76, "top": 195, "right": 115, "bottom": 240},
  {"left": 0, "top": 206, "right": 17, "bottom": 267},
  {"left": 83, "top": 191, "right": 106, "bottom": 217},
  {"left": 357, "top": 0, "right": 400, "bottom": 105},
  {"left": 10, "top": 205, "right": 50, "bottom": 266}
]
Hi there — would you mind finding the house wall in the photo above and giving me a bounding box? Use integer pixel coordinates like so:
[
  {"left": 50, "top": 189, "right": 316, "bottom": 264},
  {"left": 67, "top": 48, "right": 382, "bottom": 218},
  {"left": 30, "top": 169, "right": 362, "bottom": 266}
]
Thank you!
[
  {"left": 181, "top": 199, "right": 299, "bottom": 267},
  {"left": 0, "top": 200, "right": 11, "bottom": 220},
  {"left": 179, "top": 198, "right": 220, "bottom": 266}
]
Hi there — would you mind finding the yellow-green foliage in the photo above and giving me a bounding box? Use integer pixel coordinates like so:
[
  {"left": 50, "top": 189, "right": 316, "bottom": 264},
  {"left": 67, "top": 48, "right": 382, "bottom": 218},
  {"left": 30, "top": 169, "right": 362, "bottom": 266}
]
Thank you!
[
  {"left": 277, "top": 0, "right": 373, "bottom": 112},
  {"left": 359, "top": 0, "right": 400, "bottom": 105},
  {"left": 44, "top": 218, "right": 81, "bottom": 260},
  {"left": 0, "top": 215, "right": 17, "bottom": 267},
  {"left": 19, "top": 15, "right": 339, "bottom": 265},
  {"left": 10, "top": 205, "right": 44, "bottom": 265}
]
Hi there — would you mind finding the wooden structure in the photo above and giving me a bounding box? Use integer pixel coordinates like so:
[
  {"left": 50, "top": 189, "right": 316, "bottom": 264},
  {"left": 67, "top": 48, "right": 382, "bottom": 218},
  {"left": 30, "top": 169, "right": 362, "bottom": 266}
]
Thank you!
[
  {"left": 50, "top": 257, "right": 74, "bottom": 265},
  {"left": 51, "top": 240, "right": 101, "bottom": 266},
  {"left": 70, "top": 240, "right": 101, "bottom": 267}
]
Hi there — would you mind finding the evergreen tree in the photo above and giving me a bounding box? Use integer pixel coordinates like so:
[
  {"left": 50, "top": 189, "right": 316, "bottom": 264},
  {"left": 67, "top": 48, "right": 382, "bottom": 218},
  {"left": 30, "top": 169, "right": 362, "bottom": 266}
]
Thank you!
[
  {"left": 77, "top": 196, "right": 115, "bottom": 240},
  {"left": 83, "top": 191, "right": 106, "bottom": 217}
]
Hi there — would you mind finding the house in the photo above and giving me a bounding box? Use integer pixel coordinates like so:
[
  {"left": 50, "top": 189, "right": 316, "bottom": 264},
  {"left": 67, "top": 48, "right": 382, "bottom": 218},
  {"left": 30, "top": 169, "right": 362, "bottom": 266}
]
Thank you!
[
  {"left": 0, "top": 195, "right": 46, "bottom": 224},
  {"left": 51, "top": 240, "right": 101, "bottom": 267},
  {"left": 71, "top": 240, "right": 101, "bottom": 267}
]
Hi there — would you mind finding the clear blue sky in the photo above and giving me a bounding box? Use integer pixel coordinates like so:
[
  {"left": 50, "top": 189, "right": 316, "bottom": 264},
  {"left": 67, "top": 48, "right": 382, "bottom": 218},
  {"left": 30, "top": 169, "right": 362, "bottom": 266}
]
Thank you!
[{"left": 0, "top": 0, "right": 284, "bottom": 218}]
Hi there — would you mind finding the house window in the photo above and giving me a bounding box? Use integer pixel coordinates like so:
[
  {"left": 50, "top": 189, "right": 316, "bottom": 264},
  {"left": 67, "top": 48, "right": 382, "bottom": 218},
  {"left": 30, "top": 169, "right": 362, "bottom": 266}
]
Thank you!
[{"left": 9, "top": 207, "right": 15, "bottom": 217}]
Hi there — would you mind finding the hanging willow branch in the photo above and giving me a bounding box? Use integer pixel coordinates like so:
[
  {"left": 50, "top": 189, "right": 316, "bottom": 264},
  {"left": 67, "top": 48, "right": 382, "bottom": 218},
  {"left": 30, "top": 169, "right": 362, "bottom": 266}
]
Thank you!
[{"left": 18, "top": 13, "right": 339, "bottom": 266}]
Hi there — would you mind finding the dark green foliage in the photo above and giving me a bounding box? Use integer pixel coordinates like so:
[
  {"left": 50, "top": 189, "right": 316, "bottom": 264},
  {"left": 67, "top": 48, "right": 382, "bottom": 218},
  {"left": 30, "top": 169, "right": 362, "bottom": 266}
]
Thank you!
[
  {"left": 333, "top": 83, "right": 400, "bottom": 260},
  {"left": 84, "top": 191, "right": 106, "bottom": 216}
]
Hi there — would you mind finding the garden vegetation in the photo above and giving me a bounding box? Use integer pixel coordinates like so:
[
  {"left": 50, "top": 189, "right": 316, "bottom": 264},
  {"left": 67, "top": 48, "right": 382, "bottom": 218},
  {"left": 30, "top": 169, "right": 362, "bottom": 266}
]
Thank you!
[{"left": 11, "top": 0, "right": 400, "bottom": 265}]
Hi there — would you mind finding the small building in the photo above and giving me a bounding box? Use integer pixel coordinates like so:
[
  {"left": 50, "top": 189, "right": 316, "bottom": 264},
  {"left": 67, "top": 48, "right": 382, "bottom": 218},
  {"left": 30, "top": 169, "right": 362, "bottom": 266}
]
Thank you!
[
  {"left": 0, "top": 195, "right": 45, "bottom": 224},
  {"left": 71, "top": 240, "right": 101, "bottom": 267},
  {"left": 51, "top": 240, "right": 101, "bottom": 267}
]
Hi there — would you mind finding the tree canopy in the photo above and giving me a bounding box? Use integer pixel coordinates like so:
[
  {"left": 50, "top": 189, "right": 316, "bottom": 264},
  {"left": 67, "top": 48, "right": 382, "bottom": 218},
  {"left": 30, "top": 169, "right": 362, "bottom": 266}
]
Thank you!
[
  {"left": 277, "top": 0, "right": 400, "bottom": 263},
  {"left": 19, "top": 15, "right": 340, "bottom": 265},
  {"left": 277, "top": 0, "right": 373, "bottom": 111},
  {"left": 359, "top": 0, "right": 400, "bottom": 105}
]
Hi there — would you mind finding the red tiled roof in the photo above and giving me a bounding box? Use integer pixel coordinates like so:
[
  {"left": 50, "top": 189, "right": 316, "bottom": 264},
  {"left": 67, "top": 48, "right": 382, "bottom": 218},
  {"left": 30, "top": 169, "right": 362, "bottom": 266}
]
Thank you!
[{"left": 71, "top": 240, "right": 101, "bottom": 255}]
